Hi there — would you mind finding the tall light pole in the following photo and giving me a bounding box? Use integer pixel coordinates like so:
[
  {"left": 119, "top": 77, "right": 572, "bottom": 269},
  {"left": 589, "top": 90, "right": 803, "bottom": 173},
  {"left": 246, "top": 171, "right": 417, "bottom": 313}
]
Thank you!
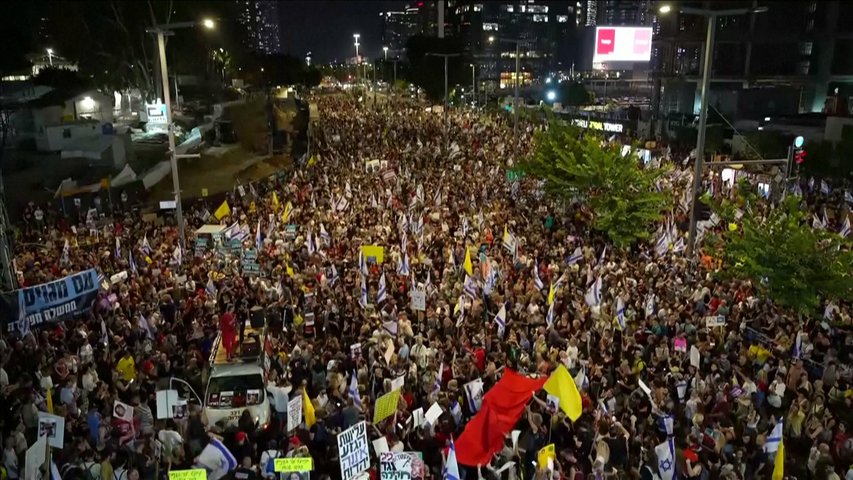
[
  {"left": 147, "top": 19, "right": 215, "bottom": 246},
  {"left": 470, "top": 64, "right": 476, "bottom": 106},
  {"left": 46, "top": 48, "right": 54, "bottom": 66},
  {"left": 659, "top": 4, "right": 768, "bottom": 256},
  {"left": 353, "top": 34, "right": 360, "bottom": 85},
  {"left": 490, "top": 37, "right": 526, "bottom": 144},
  {"left": 383, "top": 46, "right": 388, "bottom": 61}
]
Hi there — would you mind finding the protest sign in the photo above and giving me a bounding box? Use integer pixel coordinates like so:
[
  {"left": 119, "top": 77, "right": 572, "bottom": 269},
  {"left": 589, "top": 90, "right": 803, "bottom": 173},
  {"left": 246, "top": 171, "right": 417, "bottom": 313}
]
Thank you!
[
  {"left": 24, "top": 437, "right": 47, "bottom": 480},
  {"left": 360, "top": 245, "right": 385, "bottom": 264},
  {"left": 705, "top": 315, "right": 726, "bottom": 328},
  {"left": 2, "top": 269, "right": 99, "bottom": 333},
  {"left": 372, "top": 436, "right": 389, "bottom": 455},
  {"left": 380, "top": 452, "right": 426, "bottom": 480},
  {"left": 424, "top": 402, "right": 443, "bottom": 425},
  {"left": 113, "top": 400, "right": 134, "bottom": 422},
  {"left": 390, "top": 375, "right": 406, "bottom": 392},
  {"left": 410, "top": 290, "right": 426, "bottom": 311},
  {"left": 374, "top": 389, "right": 401, "bottom": 424},
  {"left": 156, "top": 389, "right": 179, "bottom": 420},
  {"left": 537, "top": 444, "right": 556, "bottom": 470},
  {"left": 242, "top": 248, "right": 261, "bottom": 276},
  {"left": 168, "top": 470, "right": 206, "bottom": 480},
  {"left": 338, "top": 421, "right": 370, "bottom": 480},
  {"left": 288, "top": 395, "right": 303, "bottom": 432},
  {"left": 673, "top": 337, "right": 687, "bottom": 352},
  {"left": 37, "top": 412, "right": 65, "bottom": 449},
  {"left": 274, "top": 457, "right": 314, "bottom": 472}
]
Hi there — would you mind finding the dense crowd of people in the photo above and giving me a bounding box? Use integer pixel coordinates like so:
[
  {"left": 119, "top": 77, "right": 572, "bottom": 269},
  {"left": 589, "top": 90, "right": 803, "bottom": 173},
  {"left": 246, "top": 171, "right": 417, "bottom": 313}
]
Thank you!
[{"left": 1, "top": 94, "right": 852, "bottom": 480}]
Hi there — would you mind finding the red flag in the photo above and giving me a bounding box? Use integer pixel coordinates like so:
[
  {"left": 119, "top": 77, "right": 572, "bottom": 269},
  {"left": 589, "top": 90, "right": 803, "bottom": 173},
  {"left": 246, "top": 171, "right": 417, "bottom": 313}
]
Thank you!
[{"left": 455, "top": 369, "right": 547, "bottom": 466}]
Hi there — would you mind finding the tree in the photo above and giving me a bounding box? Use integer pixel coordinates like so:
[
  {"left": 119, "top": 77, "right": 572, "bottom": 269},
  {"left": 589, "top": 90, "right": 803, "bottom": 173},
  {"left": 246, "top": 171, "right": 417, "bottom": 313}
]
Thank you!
[
  {"left": 520, "top": 117, "right": 672, "bottom": 248},
  {"left": 703, "top": 183, "right": 853, "bottom": 314},
  {"left": 556, "top": 82, "right": 591, "bottom": 106},
  {"left": 404, "top": 35, "right": 471, "bottom": 102},
  {"left": 32, "top": 67, "right": 93, "bottom": 91}
]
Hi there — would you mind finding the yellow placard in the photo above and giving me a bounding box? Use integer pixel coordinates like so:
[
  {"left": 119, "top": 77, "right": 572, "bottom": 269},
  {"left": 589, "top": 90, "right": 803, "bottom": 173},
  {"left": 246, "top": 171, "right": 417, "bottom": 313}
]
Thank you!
[
  {"left": 168, "top": 469, "right": 206, "bottom": 480},
  {"left": 274, "top": 457, "right": 314, "bottom": 472},
  {"left": 201, "top": 188, "right": 209, "bottom": 197},
  {"left": 361, "top": 245, "right": 385, "bottom": 264},
  {"left": 373, "top": 388, "right": 400, "bottom": 424},
  {"left": 537, "top": 444, "right": 556, "bottom": 469}
]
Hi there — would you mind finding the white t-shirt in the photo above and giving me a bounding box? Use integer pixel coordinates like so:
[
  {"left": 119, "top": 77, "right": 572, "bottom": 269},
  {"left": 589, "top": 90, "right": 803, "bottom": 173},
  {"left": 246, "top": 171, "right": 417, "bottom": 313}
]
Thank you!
[
  {"left": 266, "top": 385, "right": 292, "bottom": 412},
  {"left": 157, "top": 430, "right": 183, "bottom": 453}
]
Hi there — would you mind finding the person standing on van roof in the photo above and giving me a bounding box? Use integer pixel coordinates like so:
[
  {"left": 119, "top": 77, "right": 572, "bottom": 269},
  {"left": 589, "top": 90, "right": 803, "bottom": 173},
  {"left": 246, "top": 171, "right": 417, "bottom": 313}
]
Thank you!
[{"left": 220, "top": 308, "right": 238, "bottom": 360}]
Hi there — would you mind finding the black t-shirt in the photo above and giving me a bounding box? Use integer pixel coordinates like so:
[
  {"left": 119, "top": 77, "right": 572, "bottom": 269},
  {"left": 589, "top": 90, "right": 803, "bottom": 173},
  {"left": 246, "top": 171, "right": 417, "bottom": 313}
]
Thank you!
[
  {"left": 233, "top": 466, "right": 259, "bottom": 480},
  {"left": 606, "top": 436, "right": 628, "bottom": 467}
]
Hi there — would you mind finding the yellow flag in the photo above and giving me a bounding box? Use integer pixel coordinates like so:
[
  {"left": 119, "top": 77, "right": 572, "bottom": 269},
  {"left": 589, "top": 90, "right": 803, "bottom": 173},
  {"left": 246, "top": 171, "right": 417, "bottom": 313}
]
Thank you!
[
  {"left": 271, "top": 192, "right": 280, "bottom": 212},
  {"left": 547, "top": 283, "right": 555, "bottom": 305},
  {"left": 543, "top": 365, "right": 583, "bottom": 421},
  {"left": 307, "top": 155, "right": 318, "bottom": 166},
  {"left": 282, "top": 201, "right": 293, "bottom": 223},
  {"left": 537, "top": 444, "right": 556, "bottom": 470},
  {"left": 214, "top": 200, "right": 231, "bottom": 220},
  {"left": 249, "top": 201, "right": 257, "bottom": 214},
  {"left": 286, "top": 263, "right": 295, "bottom": 277},
  {"left": 303, "top": 388, "right": 316, "bottom": 428},
  {"left": 463, "top": 247, "right": 473, "bottom": 276},
  {"left": 772, "top": 440, "right": 784, "bottom": 480},
  {"left": 46, "top": 387, "right": 54, "bottom": 414}
]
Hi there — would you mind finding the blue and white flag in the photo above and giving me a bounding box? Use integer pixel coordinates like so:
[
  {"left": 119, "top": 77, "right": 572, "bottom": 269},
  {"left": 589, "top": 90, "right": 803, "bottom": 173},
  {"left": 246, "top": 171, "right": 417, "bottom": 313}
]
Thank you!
[
  {"left": 359, "top": 250, "right": 369, "bottom": 276},
  {"left": 455, "top": 295, "right": 465, "bottom": 327},
  {"left": 348, "top": 371, "right": 362, "bottom": 410},
  {"left": 661, "top": 415, "right": 674, "bottom": 436},
  {"left": 197, "top": 437, "right": 238, "bottom": 477},
  {"left": 329, "top": 264, "right": 340, "bottom": 286},
  {"left": 598, "top": 245, "right": 606, "bottom": 265},
  {"left": 463, "top": 275, "right": 478, "bottom": 298},
  {"left": 319, "top": 223, "right": 330, "bottom": 245},
  {"left": 443, "top": 438, "right": 460, "bottom": 480},
  {"left": 141, "top": 235, "right": 152, "bottom": 255},
  {"left": 841, "top": 216, "right": 851, "bottom": 238},
  {"left": 371, "top": 193, "right": 379, "bottom": 209},
  {"left": 115, "top": 237, "right": 121, "bottom": 259},
  {"left": 821, "top": 179, "right": 831, "bottom": 195},
  {"left": 764, "top": 419, "right": 784, "bottom": 453},
  {"left": 336, "top": 195, "right": 349, "bottom": 212},
  {"left": 306, "top": 230, "right": 316, "bottom": 255},
  {"left": 432, "top": 362, "right": 443, "bottom": 396},
  {"left": 792, "top": 331, "right": 804, "bottom": 359},
  {"left": 398, "top": 251, "right": 411, "bottom": 276},
  {"left": 672, "top": 237, "right": 686, "bottom": 254},
  {"left": 533, "top": 261, "right": 545, "bottom": 291},
  {"left": 17, "top": 289, "right": 30, "bottom": 337},
  {"left": 546, "top": 300, "right": 556, "bottom": 326},
  {"left": 377, "top": 273, "right": 388, "bottom": 304},
  {"left": 255, "top": 219, "right": 262, "bottom": 252},
  {"left": 655, "top": 439, "right": 676, "bottom": 480},
  {"left": 434, "top": 188, "right": 442, "bottom": 206},
  {"left": 129, "top": 251, "right": 138, "bottom": 275},
  {"left": 566, "top": 246, "right": 583, "bottom": 266},
  {"left": 267, "top": 216, "right": 276, "bottom": 238},
  {"left": 584, "top": 276, "right": 602, "bottom": 307},
  {"left": 791, "top": 183, "right": 803, "bottom": 197},
  {"left": 61, "top": 239, "right": 70, "bottom": 265},
  {"left": 171, "top": 245, "right": 182, "bottom": 266},
  {"left": 494, "top": 303, "right": 507, "bottom": 337},
  {"left": 138, "top": 314, "right": 154, "bottom": 339},
  {"left": 645, "top": 293, "right": 656, "bottom": 317},
  {"left": 655, "top": 227, "right": 670, "bottom": 257},
  {"left": 616, "top": 296, "right": 626, "bottom": 330},
  {"left": 206, "top": 278, "right": 217, "bottom": 296},
  {"left": 845, "top": 190, "right": 853, "bottom": 204},
  {"left": 813, "top": 213, "right": 826, "bottom": 230},
  {"left": 359, "top": 273, "right": 368, "bottom": 308}
]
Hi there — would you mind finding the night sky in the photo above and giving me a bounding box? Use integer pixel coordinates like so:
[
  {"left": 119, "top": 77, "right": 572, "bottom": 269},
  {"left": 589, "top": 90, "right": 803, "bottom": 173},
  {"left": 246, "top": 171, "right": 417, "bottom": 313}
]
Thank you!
[{"left": 279, "top": 1, "right": 408, "bottom": 63}]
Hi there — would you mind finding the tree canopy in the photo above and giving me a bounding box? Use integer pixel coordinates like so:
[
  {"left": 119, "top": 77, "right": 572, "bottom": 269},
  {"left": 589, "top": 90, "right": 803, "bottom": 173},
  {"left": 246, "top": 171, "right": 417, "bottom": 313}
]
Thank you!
[
  {"left": 520, "top": 118, "right": 671, "bottom": 248},
  {"left": 702, "top": 183, "right": 853, "bottom": 314}
]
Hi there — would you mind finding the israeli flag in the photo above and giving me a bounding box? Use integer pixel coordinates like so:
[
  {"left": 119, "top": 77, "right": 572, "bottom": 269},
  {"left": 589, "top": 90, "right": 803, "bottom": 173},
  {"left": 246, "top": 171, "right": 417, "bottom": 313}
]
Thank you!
[
  {"left": 462, "top": 216, "right": 469, "bottom": 238},
  {"left": 494, "top": 303, "right": 507, "bottom": 337},
  {"left": 129, "top": 251, "right": 138, "bottom": 275},
  {"left": 171, "top": 245, "right": 182, "bottom": 266},
  {"left": 397, "top": 251, "right": 411, "bottom": 276},
  {"left": 792, "top": 331, "right": 803, "bottom": 359},
  {"left": 359, "top": 250, "right": 369, "bottom": 276},
  {"left": 443, "top": 438, "right": 460, "bottom": 480},
  {"left": 661, "top": 415, "right": 674, "bottom": 436},
  {"left": 845, "top": 190, "right": 853, "bottom": 204},
  {"left": 645, "top": 293, "right": 656, "bottom": 317},
  {"left": 329, "top": 264, "right": 340, "bottom": 286},
  {"left": 377, "top": 273, "right": 388, "bottom": 304},
  {"left": 791, "top": 183, "right": 803, "bottom": 197},
  {"left": 432, "top": 362, "right": 443, "bottom": 396},
  {"left": 455, "top": 295, "right": 465, "bottom": 327},
  {"left": 655, "top": 439, "right": 676, "bottom": 480},
  {"left": 434, "top": 188, "right": 442, "bottom": 206},
  {"left": 141, "top": 235, "right": 152, "bottom": 255},
  {"left": 359, "top": 273, "right": 368, "bottom": 308},
  {"left": 206, "top": 278, "right": 217, "bottom": 296},
  {"left": 371, "top": 193, "right": 379, "bottom": 209},
  {"left": 115, "top": 237, "right": 121, "bottom": 259},
  {"left": 463, "top": 275, "right": 478, "bottom": 298},
  {"left": 584, "top": 276, "right": 602, "bottom": 307},
  {"left": 533, "top": 261, "right": 545, "bottom": 291},
  {"left": 336, "top": 195, "right": 349, "bottom": 212},
  {"left": 255, "top": 220, "right": 262, "bottom": 252},
  {"left": 808, "top": 177, "right": 815, "bottom": 190},
  {"left": 17, "top": 290, "right": 30, "bottom": 337},
  {"left": 616, "top": 296, "right": 626, "bottom": 330},
  {"left": 813, "top": 213, "right": 826, "bottom": 230},
  {"left": 821, "top": 179, "right": 831, "bottom": 195},
  {"left": 321, "top": 223, "right": 332, "bottom": 245},
  {"left": 138, "top": 314, "right": 154, "bottom": 340},
  {"left": 841, "top": 216, "right": 851, "bottom": 238},
  {"left": 61, "top": 239, "right": 70, "bottom": 265},
  {"left": 598, "top": 245, "right": 606, "bottom": 265},
  {"left": 672, "top": 237, "right": 686, "bottom": 253},
  {"left": 655, "top": 228, "right": 670, "bottom": 256},
  {"left": 574, "top": 367, "right": 589, "bottom": 391},
  {"left": 764, "top": 420, "right": 783, "bottom": 453},
  {"left": 546, "top": 300, "right": 556, "bottom": 326},
  {"left": 197, "top": 437, "right": 238, "bottom": 477},
  {"left": 348, "top": 371, "right": 362, "bottom": 409},
  {"left": 566, "top": 246, "right": 583, "bottom": 266}
]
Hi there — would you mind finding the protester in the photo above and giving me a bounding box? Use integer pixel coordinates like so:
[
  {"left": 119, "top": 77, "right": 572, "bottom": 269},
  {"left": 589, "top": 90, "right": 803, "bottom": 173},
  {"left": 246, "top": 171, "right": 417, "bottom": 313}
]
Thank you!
[{"left": 1, "top": 93, "right": 851, "bottom": 480}]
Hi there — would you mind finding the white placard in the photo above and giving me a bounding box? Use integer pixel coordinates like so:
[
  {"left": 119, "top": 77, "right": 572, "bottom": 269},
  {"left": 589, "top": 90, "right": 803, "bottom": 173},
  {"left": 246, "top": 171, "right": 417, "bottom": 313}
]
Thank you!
[
  {"left": 372, "top": 436, "right": 389, "bottom": 455},
  {"left": 412, "top": 407, "right": 425, "bottom": 428},
  {"left": 338, "top": 421, "right": 370, "bottom": 480},
  {"left": 288, "top": 395, "right": 303, "bottom": 432},
  {"left": 390, "top": 375, "right": 406, "bottom": 392},
  {"left": 638, "top": 379, "right": 652, "bottom": 397},
  {"left": 25, "top": 436, "right": 47, "bottom": 480},
  {"left": 380, "top": 452, "right": 425, "bottom": 480},
  {"left": 37, "top": 412, "right": 65, "bottom": 449},
  {"left": 410, "top": 290, "right": 426, "bottom": 311},
  {"left": 689, "top": 345, "right": 701, "bottom": 368},
  {"left": 705, "top": 315, "right": 726, "bottom": 328},
  {"left": 424, "top": 402, "right": 443, "bottom": 425},
  {"left": 113, "top": 400, "right": 134, "bottom": 422}
]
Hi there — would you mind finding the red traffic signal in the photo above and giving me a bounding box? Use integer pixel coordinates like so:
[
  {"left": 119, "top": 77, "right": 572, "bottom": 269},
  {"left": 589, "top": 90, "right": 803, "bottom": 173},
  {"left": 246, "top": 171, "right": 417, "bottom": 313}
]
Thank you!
[{"left": 794, "top": 149, "right": 807, "bottom": 165}]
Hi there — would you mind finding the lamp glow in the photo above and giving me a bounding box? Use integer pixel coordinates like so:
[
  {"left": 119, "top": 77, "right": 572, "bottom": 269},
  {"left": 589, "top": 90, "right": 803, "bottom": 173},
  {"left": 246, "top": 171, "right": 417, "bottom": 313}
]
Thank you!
[
  {"left": 659, "top": 5, "right": 672, "bottom": 14},
  {"left": 202, "top": 18, "right": 215, "bottom": 29},
  {"left": 546, "top": 91, "right": 556, "bottom": 101}
]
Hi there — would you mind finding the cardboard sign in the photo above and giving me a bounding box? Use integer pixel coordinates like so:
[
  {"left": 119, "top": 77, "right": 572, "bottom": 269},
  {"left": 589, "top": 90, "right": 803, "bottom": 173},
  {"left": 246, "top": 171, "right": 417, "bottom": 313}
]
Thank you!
[
  {"left": 424, "top": 402, "right": 443, "bottom": 425},
  {"left": 288, "top": 395, "right": 303, "bottom": 432},
  {"left": 37, "top": 412, "right": 65, "bottom": 449},
  {"left": 113, "top": 400, "right": 134, "bottom": 422},
  {"left": 705, "top": 315, "right": 726, "bottom": 328},
  {"left": 274, "top": 457, "right": 314, "bottom": 472},
  {"left": 338, "top": 421, "right": 370, "bottom": 480},
  {"left": 360, "top": 245, "right": 385, "bottom": 264},
  {"left": 168, "top": 469, "right": 207, "bottom": 480},
  {"left": 380, "top": 452, "right": 426, "bottom": 480},
  {"left": 156, "top": 389, "right": 179, "bottom": 420},
  {"left": 373, "top": 389, "right": 401, "bottom": 424},
  {"left": 410, "top": 290, "right": 426, "bottom": 311}
]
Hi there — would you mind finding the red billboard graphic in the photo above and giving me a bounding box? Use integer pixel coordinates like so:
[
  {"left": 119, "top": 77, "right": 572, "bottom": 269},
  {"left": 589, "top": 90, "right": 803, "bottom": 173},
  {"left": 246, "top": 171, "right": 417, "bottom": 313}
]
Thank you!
[
  {"left": 596, "top": 28, "right": 616, "bottom": 56},
  {"left": 592, "top": 26, "right": 653, "bottom": 66}
]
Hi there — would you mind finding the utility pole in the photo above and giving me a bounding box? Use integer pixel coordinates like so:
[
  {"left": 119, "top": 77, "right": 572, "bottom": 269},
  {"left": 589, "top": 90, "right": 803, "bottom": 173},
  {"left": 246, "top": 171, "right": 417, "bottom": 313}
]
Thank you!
[{"left": 426, "top": 52, "right": 461, "bottom": 149}]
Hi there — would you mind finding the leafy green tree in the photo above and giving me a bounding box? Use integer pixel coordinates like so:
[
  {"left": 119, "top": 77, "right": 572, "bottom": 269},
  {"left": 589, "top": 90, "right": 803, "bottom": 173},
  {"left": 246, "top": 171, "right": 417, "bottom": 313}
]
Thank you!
[
  {"left": 556, "top": 82, "right": 591, "bottom": 106},
  {"left": 703, "top": 184, "right": 853, "bottom": 313},
  {"left": 520, "top": 118, "right": 671, "bottom": 248}
]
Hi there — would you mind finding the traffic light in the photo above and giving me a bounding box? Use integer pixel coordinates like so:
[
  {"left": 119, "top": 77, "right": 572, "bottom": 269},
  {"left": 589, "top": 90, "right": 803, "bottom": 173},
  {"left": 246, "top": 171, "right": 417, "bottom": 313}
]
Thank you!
[{"left": 794, "top": 148, "right": 807, "bottom": 165}]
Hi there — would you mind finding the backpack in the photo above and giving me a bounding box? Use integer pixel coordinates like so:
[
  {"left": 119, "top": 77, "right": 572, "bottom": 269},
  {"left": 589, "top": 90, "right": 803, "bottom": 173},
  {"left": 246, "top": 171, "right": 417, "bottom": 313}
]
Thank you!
[{"left": 264, "top": 450, "right": 280, "bottom": 475}]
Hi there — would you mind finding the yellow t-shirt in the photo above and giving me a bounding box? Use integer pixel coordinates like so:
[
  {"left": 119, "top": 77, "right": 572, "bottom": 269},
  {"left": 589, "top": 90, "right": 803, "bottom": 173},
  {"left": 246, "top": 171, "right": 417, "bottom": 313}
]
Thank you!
[{"left": 116, "top": 356, "right": 136, "bottom": 382}]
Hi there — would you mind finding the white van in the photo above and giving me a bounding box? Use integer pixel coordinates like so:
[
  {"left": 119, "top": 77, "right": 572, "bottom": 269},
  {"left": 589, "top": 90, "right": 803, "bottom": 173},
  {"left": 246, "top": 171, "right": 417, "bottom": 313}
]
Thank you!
[{"left": 204, "top": 326, "right": 272, "bottom": 429}]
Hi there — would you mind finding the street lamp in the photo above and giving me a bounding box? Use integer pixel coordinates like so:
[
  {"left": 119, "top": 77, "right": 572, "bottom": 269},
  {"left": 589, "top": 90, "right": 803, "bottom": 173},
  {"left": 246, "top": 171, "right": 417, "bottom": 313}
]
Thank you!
[
  {"left": 383, "top": 46, "right": 388, "bottom": 61},
  {"left": 46, "top": 48, "right": 54, "bottom": 66},
  {"left": 546, "top": 90, "right": 556, "bottom": 101},
  {"left": 353, "top": 33, "right": 361, "bottom": 84},
  {"left": 659, "top": 3, "right": 768, "bottom": 256},
  {"left": 470, "top": 64, "right": 476, "bottom": 106},
  {"left": 146, "top": 18, "right": 216, "bottom": 246},
  {"left": 306, "top": 52, "right": 312, "bottom": 67}
]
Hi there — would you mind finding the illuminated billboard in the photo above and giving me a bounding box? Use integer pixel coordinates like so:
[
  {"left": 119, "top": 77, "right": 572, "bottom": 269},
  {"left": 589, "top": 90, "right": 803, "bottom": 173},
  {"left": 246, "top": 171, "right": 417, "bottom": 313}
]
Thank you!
[{"left": 592, "top": 26, "right": 653, "bottom": 65}]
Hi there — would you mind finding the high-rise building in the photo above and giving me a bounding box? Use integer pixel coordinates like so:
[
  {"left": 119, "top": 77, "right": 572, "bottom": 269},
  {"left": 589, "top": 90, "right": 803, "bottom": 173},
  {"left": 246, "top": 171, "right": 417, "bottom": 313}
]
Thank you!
[
  {"left": 237, "top": 0, "right": 282, "bottom": 55},
  {"left": 381, "top": 6, "right": 420, "bottom": 58}
]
